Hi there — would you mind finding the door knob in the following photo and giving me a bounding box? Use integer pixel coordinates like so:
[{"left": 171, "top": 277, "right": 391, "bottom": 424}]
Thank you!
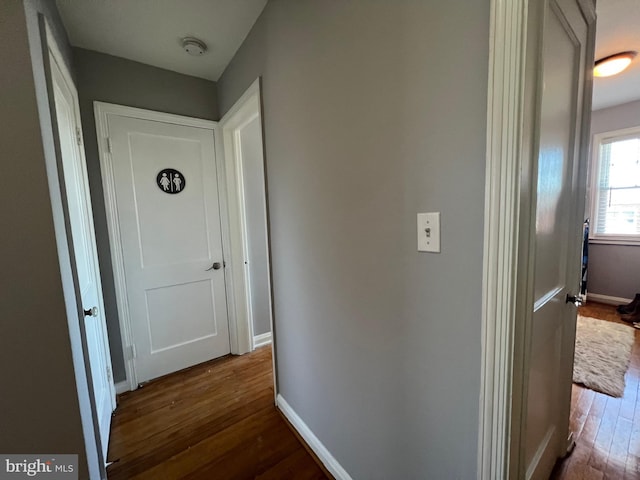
[
  {"left": 206, "top": 262, "right": 222, "bottom": 271},
  {"left": 565, "top": 293, "right": 584, "bottom": 307},
  {"left": 84, "top": 306, "right": 98, "bottom": 317}
]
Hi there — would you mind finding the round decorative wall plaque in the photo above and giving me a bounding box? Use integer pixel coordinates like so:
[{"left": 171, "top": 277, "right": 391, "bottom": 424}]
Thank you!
[{"left": 157, "top": 169, "right": 186, "bottom": 194}]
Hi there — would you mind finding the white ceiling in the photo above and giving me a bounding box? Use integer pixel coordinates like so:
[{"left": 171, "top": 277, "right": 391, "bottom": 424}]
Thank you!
[
  {"left": 592, "top": 0, "right": 640, "bottom": 110},
  {"left": 56, "top": 0, "right": 268, "bottom": 82}
]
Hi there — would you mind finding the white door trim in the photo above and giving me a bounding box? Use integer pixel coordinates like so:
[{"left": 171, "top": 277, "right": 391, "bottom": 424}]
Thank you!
[
  {"left": 94, "top": 102, "right": 222, "bottom": 391},
  {"left": 478, "top": 1, "right": 596, "bottom": 478},
  {"left": 218, "top": 78, "right": 277, "bottom": 399},
  {"left": 43, "top": 20, "right": 105, "bottom": 480},
  {"left": 218, "top": 79, "right": 258, "bottom": 355},
  {"left": 477, "top": 1, "right": 528, "bottom": 478}
]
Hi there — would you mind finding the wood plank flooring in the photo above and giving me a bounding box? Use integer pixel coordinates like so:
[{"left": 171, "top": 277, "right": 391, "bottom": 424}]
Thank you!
[
  {"left": 106, "top": 347, "right": 329, "bottom": 480},
  {"left": 552, "top": 302, "right": 640, "bottom": 480},
  {"left": 107, "top": 302, "right": 640, "bottom": 479}
]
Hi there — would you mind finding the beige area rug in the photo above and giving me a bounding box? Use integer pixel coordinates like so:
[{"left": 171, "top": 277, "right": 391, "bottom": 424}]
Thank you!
[{"left": 573, "top": 315, "right": 635, "bottom": 398}]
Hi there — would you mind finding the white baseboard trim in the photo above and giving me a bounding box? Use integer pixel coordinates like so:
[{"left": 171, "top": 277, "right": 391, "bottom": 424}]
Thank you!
[
  {"left": 115, "top": 381, "right": 130, "bottom": 395},
  {"left": 276, "top": 394, "right": 352, "bottom": 480},
  {"left": 253, "top": 332, "right": 272, "bottom": 349},
  {"left": 586, "top": 292, "right": 632, "bottom": 306}
]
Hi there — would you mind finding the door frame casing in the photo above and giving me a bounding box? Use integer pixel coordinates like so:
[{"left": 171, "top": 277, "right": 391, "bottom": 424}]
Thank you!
[
  {"left": 49, "top": 37, "right": 117, "bottom": 455},
  {"left": 477, "top": 0, "right": 596, "bottom": 478},
  {"left": 42, "top": 19, "right": 106, "bottom": 479},
  {"left": 218, "top": 79, "right": 277, "bottom": 399},
  {"left": 95, "top": 102, "right": 249, "bottom": 391}
]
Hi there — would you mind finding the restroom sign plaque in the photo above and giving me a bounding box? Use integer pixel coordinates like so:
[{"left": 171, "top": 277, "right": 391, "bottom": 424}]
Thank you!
[{"left": 157, "top": 168, "right": 186, "bottom": 194}]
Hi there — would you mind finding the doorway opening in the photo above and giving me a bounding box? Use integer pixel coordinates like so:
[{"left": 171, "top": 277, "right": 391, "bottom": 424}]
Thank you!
[
  {"left": 556, "top": 1, "right": 640, "bottom": 476},
  {"left": 478, "top": 1, "right": 596, "bottom": 478},
  {"left": 92, "top": 79, "right": 274, "bottom": 391},
  {"left": 98, "top": 80, "right": 301, "bottom": 477},
  {"left": 95, "top": 102, "right": 234, "bottom": 388}
]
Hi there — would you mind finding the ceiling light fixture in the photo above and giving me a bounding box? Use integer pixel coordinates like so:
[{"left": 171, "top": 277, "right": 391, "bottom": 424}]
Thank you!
[
  {"left": 182, "top": 37, "right": 208, "bottom": 56},
  {"left": 593, "top": 51, "right": 637, "bottom": 77}
]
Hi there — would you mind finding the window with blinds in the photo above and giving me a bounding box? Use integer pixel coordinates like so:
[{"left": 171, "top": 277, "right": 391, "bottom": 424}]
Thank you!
[{"left": 591, "top": 128, "right": 640, "bottom": 243}]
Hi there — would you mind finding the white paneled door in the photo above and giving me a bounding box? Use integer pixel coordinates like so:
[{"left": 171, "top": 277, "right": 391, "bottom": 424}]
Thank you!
[
  {"left": 524, "top": 0, "right": 591, "bottom": 478},
  {"left": 50, "top": 54, "right": 116, "bottom": 460},
  {"left": 106, "top": 111, "right": 230, "bottom": 384}
]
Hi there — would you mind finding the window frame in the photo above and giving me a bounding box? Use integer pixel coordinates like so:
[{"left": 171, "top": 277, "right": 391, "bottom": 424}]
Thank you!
[{"left": 589, "top": 125, "right": 640, "bottom": 245}]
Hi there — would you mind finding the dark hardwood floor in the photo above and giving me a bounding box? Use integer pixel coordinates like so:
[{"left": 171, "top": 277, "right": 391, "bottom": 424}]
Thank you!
[
  {"left": 552, "top": 302, "right": 640, "bottom": 480},
  {"left": 107, "top": 302, "right": 640, "bottom": 479},
  {"left": 106, "top": 347, "right": 329, "bottom": 480}
]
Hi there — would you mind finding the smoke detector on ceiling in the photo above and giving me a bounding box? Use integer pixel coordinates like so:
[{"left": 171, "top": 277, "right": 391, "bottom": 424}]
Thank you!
[{"left": 182, "top": 37, "right": 208, "bottom": 56}]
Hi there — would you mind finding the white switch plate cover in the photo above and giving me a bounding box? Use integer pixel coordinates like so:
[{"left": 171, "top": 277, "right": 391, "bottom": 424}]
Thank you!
[{"left": 417, "top": 212, "right": 440, "bottom": 253}]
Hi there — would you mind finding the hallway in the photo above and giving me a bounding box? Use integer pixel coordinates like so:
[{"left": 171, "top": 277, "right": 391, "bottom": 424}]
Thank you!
[
  {"left": 553, "top": 302, "right": 640, "bottom": 479},
  {"left": 106, "top": 347, "right": 329, "bottom": 479}
]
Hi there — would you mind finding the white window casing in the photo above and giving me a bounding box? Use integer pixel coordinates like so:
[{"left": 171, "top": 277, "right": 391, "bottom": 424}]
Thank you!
[{"left": 590, "top": 126, "right": 640, "bottom": 245}]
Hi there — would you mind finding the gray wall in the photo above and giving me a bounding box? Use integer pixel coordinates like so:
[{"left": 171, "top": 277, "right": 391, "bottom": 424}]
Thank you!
[
  {"left": 588, "top": 100, "right": 640, "bottom": 299},
  {"left": 1, "top": 1, "right": 91, "bottom": 477},
  {"left": 73, "top": 47, "right": 220, "bottom": 382},
  {"left": 218, "top": 1, "right": 489, "bottom": 478},
  {"left": 589, "top": 244, "right": 640, "bottom": 299},
  {"left": 239, "top": 116, "right": 272, "bottom": 337}
]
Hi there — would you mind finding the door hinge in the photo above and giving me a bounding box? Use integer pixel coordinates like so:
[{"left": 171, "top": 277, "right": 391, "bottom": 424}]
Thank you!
[
  {"left": 106, "top": 366, "right": 112, "bottom": 382},
  {"left": 126, "top": 344, "right": 137, "bottom": 360},
  {"left": 107, "top": 137, "right": 113, "bottom": 153},
  {"left": 76, "top": 128, "right": 82, "bottom": 146}
]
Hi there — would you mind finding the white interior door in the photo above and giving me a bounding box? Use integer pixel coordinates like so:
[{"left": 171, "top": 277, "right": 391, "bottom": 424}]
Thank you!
[
  {"left": 524, "top": 0, "right": 590, "bottom": 478},
  {"left": 50, "top": 53, "right": 116, "bottom": 460},
  {"left": 107, "top": 113, "right": 230, "bottom": 384}
]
